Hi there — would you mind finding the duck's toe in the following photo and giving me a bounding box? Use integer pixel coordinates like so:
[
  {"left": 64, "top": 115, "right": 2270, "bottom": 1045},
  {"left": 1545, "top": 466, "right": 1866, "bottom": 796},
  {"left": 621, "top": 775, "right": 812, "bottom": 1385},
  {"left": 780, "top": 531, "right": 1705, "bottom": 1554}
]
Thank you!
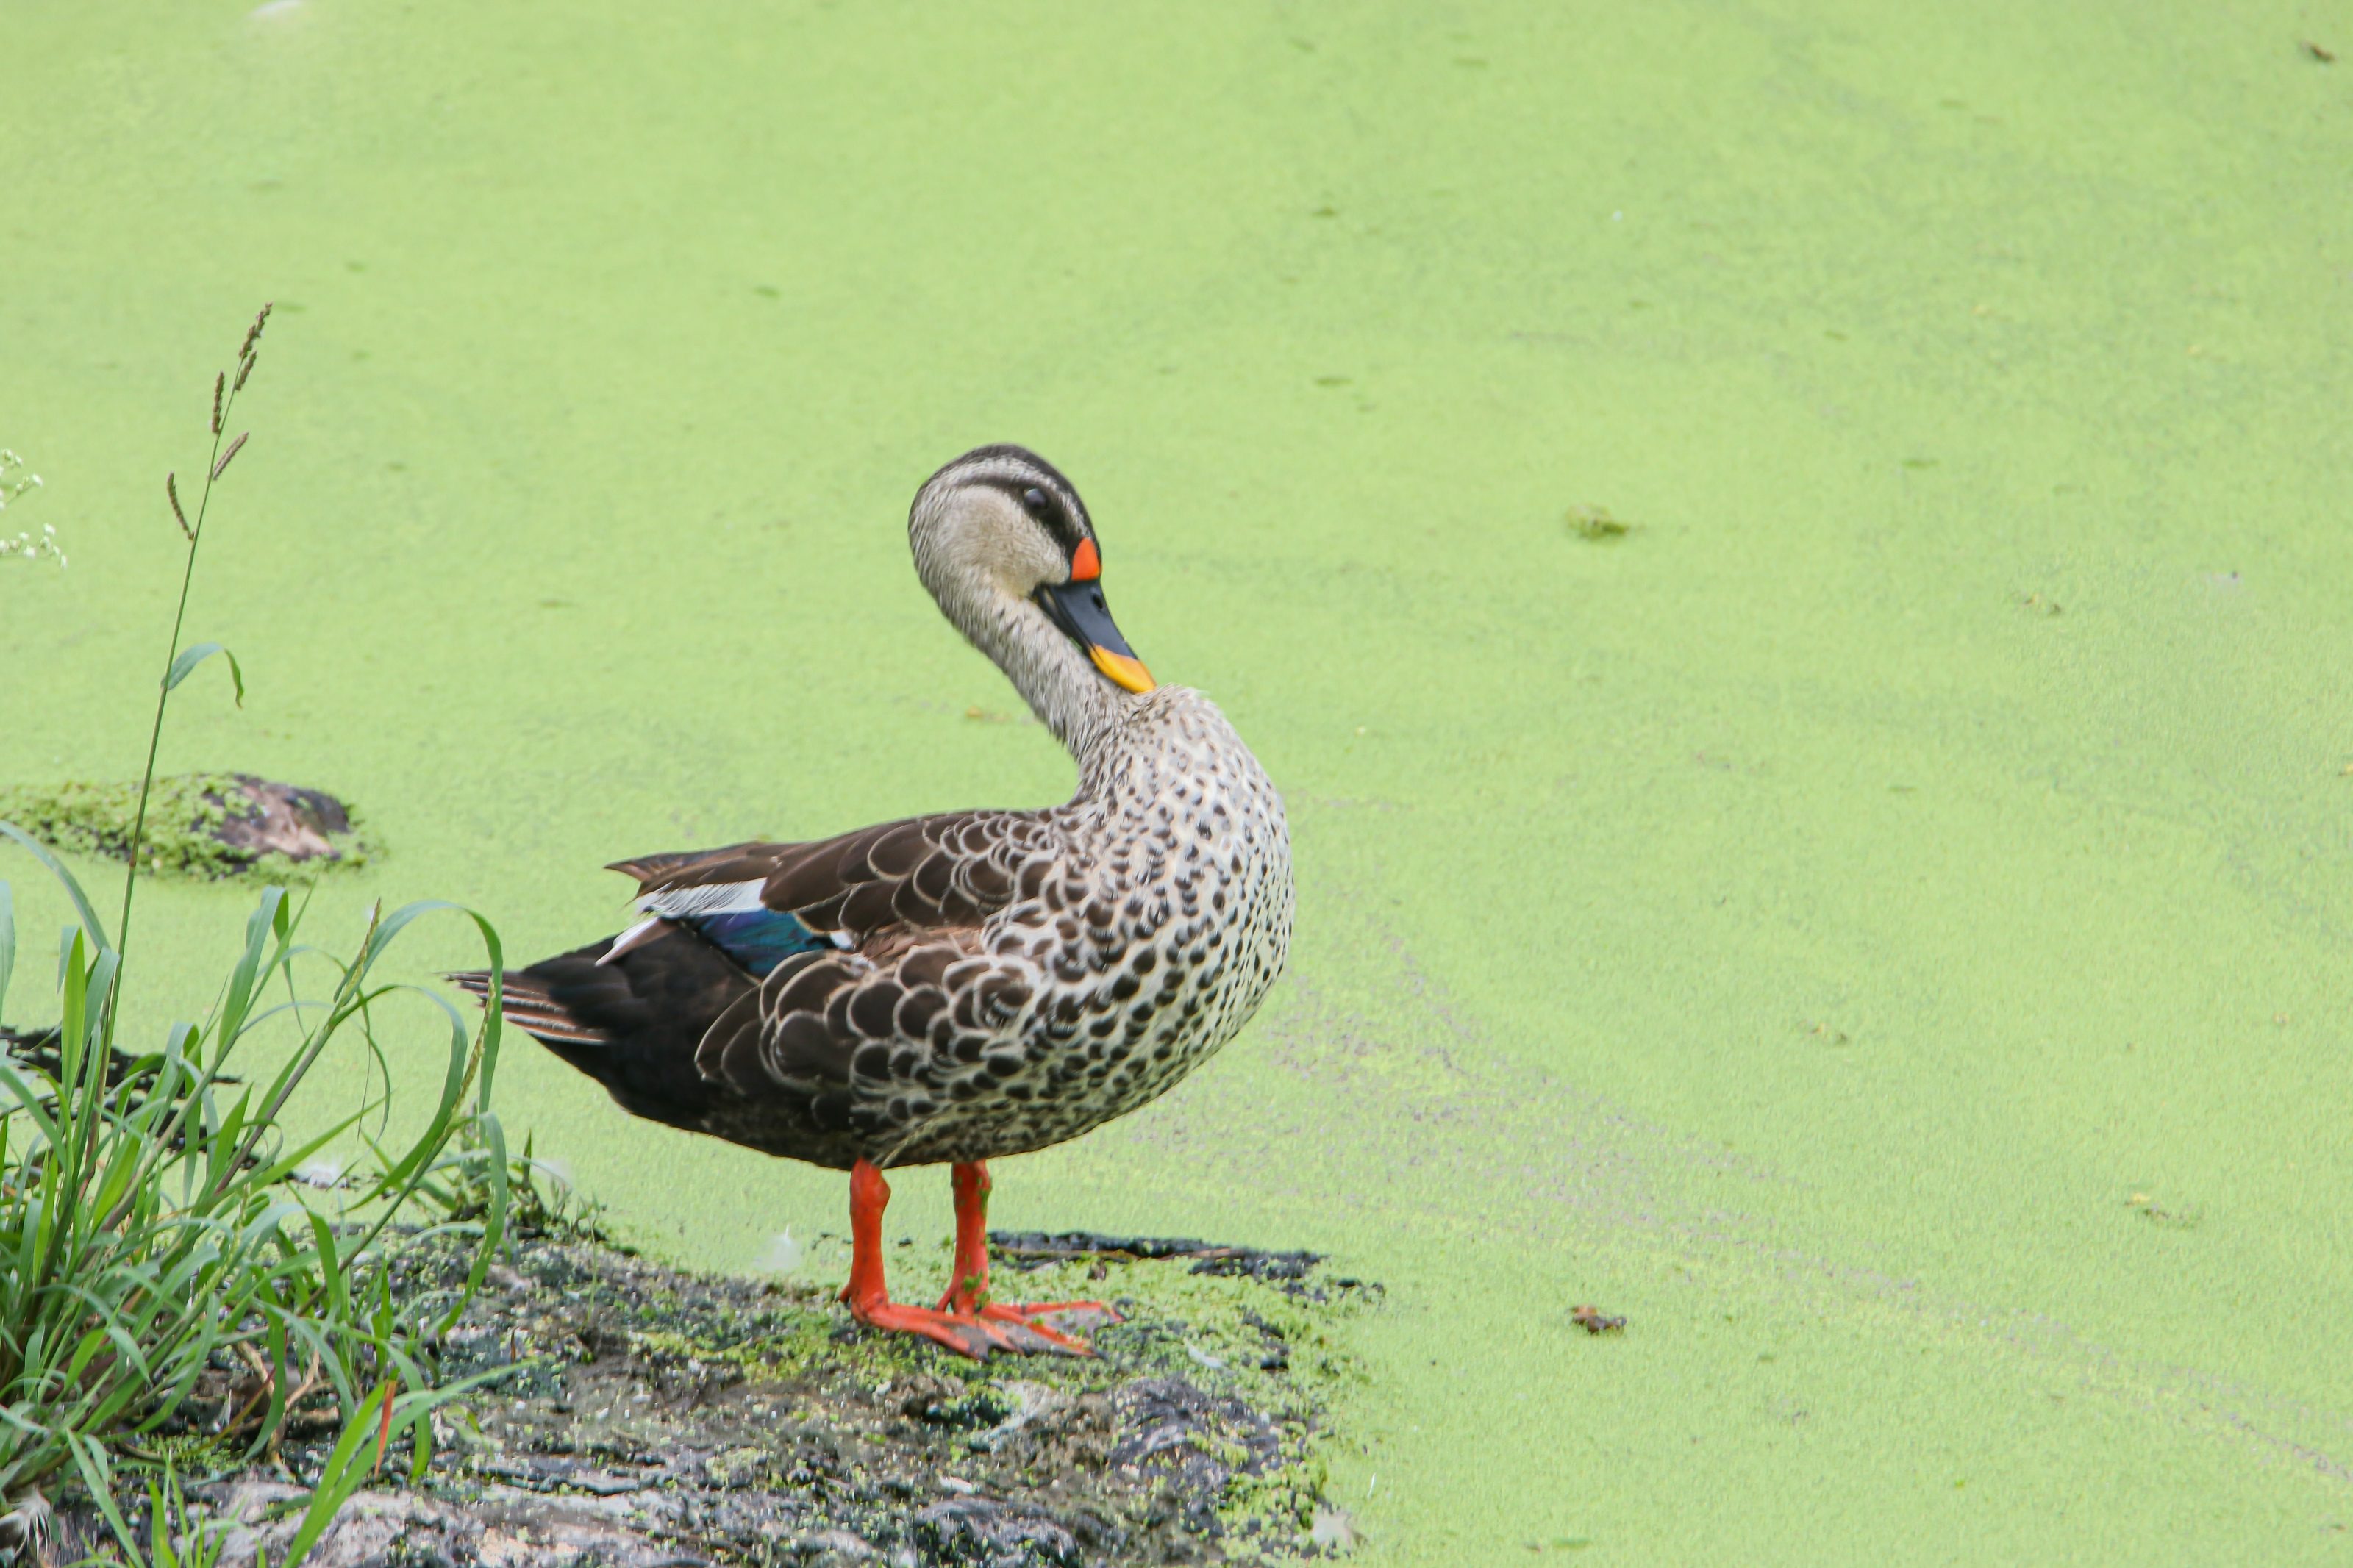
[
  {"left": 851, "top": 1297, "right": 1088, "bottom": 1359},
  {"left": 972, "top": 1298, "right": 1119, "bottom": 1353}
]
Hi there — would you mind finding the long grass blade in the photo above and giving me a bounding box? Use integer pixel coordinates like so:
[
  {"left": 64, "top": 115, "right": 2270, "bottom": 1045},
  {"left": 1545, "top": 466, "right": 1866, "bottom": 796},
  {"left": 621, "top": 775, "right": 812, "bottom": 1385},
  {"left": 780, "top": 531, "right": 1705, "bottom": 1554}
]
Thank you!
[
  {"left": 0, "top": 822, "right": 112, "bottom": 953},
  {"left": 440, "top": 1112, "right": 509, "bottom": 1336},
  {"left": 66, "top": 1431, "right": 142, "bottom": 1562},
  {"left": 0, "top": 1062, "right": 61, "bottom": 1145},
  {"left": 216, "top": 888, "right": 293, "bottom": 1051},
  {"left": 0, "top": 880, "right": 14, "bottom": 1020},
  {"left": 161, "top": 640, "right": 245, "bottom": 707}
]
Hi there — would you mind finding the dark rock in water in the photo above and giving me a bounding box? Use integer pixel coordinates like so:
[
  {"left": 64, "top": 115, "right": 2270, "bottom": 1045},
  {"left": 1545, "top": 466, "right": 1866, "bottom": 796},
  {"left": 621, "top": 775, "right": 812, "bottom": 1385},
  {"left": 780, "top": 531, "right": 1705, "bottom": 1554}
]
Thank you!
[
  {"left": 0, "top": 1023, "right": 240, "bottom": 1094},
  {"left": 0, "top": 1023, "right": 246, "bottom": 1167},
  {"left": 990, "top": 1230, "right": 1325, "bottom": 1284},
  {"left": 0, "top": 1024, "right": 74, "bottom": 1075},
  {"left": 204, "top": 776, "right": 356, "bottom": 863},
  {"left": 0, "top": 773, "right": 370, "bottom": 878}
]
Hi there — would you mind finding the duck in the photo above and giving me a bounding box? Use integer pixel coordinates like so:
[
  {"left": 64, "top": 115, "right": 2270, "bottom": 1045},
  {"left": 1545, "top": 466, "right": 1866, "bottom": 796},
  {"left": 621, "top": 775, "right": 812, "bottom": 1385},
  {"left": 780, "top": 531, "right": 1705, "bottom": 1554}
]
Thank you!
[{"left": 452, "top": 445, "right": 1293, "bottom": 1357}]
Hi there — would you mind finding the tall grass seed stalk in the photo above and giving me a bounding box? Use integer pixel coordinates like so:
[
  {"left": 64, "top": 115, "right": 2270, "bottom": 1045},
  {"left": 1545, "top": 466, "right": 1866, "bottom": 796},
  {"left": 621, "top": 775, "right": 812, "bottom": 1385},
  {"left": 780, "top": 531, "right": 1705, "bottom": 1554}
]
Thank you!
[{"left": 0, "top": 309, "right": 512, "bottom": 1568}]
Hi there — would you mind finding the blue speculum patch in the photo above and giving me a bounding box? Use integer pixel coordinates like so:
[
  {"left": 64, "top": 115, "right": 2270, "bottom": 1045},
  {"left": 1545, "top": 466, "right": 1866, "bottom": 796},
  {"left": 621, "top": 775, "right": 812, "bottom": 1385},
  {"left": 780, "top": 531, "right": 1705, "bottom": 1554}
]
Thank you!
[{"left": 685, "top": 908, "right": 830, "bottom": 977}]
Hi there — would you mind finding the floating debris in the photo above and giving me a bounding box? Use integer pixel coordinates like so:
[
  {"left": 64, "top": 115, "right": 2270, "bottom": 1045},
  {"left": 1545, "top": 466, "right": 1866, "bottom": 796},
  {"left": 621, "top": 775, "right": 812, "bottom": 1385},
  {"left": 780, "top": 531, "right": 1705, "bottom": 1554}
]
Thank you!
[
  {"left": 1566, "top": 504, "right": 1629, "bottom": 540},
  {"left": 1570, "top": 1304, "right": 1627, "bottom": 1335},
  {"left": 2125, "top": 1192, "right": 2202, "bottom": 1230}
]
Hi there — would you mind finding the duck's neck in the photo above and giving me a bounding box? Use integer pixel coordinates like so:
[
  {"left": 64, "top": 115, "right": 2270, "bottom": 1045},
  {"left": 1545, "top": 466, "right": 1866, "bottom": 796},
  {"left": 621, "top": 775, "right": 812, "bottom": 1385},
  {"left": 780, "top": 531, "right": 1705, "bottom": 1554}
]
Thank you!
[{"left": 932, "top": 570, "right": 1129, "bottom": 763}]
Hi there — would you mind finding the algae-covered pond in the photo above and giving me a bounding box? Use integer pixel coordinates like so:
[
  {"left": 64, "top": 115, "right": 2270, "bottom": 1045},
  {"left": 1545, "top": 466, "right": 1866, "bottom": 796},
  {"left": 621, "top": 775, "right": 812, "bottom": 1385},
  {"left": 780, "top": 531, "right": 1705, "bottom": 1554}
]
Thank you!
[{"left": 5, "top": 1, "right": 2352, "bottom": 1560}]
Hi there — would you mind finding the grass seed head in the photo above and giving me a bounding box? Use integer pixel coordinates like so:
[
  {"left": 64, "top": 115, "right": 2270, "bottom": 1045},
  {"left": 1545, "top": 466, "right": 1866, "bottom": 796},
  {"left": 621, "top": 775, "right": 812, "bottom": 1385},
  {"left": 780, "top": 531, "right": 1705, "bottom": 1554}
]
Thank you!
[{"left": 210, "top": 430, "right": 249, "bottom": 481}]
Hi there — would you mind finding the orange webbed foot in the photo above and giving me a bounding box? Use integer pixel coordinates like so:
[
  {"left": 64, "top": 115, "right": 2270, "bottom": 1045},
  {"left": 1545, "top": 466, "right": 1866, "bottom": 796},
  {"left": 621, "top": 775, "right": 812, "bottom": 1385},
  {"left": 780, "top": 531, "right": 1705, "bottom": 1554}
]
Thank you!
[
  {"left": 843, "top": 1159, "right": 1116, "bottom": 1359},
  {"left": 930, "top": 1287, "right": 1123, "bottom": 1353},
  {"left": 851, "top": 1296, "right": 1087, "bottom": 1359},
  {"left": 977, "top": 1297, "right": 1121, "bottom": 1353}
]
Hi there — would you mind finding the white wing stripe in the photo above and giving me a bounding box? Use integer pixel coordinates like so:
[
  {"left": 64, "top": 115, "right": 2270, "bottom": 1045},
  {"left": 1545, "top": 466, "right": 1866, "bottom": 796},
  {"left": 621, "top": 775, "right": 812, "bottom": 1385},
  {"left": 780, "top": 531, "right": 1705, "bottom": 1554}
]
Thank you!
[
  {"left": 640, "top": 879, "right": 768, "bottom": 918},
  {"left": 597, "top": 915, "right": 669, "bottom": 966}
]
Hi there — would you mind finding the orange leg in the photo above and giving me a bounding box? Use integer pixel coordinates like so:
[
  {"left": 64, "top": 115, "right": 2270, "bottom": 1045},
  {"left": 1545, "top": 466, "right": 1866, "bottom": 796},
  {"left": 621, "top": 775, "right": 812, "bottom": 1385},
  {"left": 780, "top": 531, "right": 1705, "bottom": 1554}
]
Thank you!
[
  {"left": 935, "top": 1160, "right": 1121, "bottom": 1342},
  {"left": 839, "top": 1159, "right": 1110, "bottom": 1359}
]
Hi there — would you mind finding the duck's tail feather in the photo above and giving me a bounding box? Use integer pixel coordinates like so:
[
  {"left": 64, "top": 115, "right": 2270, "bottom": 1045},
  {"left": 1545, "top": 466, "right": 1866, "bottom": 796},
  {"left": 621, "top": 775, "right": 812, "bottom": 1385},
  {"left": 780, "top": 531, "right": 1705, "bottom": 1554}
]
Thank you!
[
  {"left": 448, "top": 928, "right": 760, "bottom": 1137},
  {"left": 446, "top": 967, "right": 607, "bottom": 1047}
]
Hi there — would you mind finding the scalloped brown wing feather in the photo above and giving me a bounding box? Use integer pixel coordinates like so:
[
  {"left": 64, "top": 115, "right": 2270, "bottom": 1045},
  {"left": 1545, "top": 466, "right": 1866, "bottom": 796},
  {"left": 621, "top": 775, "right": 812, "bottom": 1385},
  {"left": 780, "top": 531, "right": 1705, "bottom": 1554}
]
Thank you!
[
  {"left": 691, "top": 935, "right": 988, "bottom": 1118},
  {"left": 614, "top": 812, "right": 1039, "bottom": 939},
  {"left": 615, "top": 814, "right": 1042, "bottom": 1111}
]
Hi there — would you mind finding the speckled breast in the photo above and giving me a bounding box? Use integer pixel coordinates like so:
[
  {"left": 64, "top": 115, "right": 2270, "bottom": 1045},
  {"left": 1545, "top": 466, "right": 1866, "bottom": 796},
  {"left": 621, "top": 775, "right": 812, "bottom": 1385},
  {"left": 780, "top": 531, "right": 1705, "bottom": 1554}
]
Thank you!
[{"left": 885, "top": 690, "right": 1293, "bottom": 1166}]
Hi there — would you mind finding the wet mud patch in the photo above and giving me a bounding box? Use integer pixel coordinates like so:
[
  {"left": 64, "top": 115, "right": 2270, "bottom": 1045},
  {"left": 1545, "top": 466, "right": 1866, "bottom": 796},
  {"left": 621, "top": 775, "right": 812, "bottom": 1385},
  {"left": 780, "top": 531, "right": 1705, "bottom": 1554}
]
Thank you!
[{"left": 50, "top": 1230, "right": 1371, "bottom": 1566}]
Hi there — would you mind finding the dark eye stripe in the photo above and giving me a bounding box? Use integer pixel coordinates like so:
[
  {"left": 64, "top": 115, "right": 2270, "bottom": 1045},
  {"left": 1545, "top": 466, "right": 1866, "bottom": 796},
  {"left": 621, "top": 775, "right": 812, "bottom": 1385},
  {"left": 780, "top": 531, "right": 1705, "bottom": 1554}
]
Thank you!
[{"left": 979, "top": 476, "right": 1085, "bottom": 542}]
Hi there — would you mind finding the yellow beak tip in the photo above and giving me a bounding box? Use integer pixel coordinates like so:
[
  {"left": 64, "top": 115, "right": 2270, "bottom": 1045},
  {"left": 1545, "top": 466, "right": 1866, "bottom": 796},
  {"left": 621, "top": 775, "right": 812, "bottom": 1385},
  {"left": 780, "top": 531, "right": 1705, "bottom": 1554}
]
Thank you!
[{"left": 1090, "top": 647, "right": 1156, "bottom": 694}]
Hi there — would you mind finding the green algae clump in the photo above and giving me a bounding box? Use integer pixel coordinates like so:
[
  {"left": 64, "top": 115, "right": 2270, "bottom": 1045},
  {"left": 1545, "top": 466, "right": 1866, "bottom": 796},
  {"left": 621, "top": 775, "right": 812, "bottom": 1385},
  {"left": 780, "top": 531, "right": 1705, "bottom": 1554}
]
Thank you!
[{"left": 0, "top": 773, "right": 373, "bottom": 880}]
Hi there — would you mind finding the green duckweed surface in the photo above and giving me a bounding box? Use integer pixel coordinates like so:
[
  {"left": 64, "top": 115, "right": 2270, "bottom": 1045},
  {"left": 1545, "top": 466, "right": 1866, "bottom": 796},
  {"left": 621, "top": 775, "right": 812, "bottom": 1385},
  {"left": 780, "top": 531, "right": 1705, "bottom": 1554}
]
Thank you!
[{"left": 4, "top": 2, "right": 2352, "bottom": 1559}]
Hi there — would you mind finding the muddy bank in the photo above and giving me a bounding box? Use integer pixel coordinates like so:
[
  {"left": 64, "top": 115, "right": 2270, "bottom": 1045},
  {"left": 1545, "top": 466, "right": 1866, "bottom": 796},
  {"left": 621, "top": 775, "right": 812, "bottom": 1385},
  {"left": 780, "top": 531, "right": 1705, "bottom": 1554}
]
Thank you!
[{"left": 50, "top": 1228, "right": 1371, "bottom": 1567}]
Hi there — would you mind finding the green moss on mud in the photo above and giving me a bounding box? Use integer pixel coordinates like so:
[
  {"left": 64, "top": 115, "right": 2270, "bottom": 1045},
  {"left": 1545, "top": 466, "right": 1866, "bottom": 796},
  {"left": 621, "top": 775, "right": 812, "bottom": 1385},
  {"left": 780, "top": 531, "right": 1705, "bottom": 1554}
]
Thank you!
[
  {"left": 0, "top": 774, "right": 372, "bottom": 880},
  {"left": 329, "top": 1230, "right": 1377, "bottom": 1562}
]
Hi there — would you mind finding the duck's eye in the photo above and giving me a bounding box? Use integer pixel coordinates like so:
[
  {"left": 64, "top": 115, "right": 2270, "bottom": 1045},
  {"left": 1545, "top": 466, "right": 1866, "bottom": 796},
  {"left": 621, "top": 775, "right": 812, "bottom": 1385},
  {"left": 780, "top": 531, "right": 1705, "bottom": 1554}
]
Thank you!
[{"left": 1021, "top": 487, "right": 1052, "bottom": 522}]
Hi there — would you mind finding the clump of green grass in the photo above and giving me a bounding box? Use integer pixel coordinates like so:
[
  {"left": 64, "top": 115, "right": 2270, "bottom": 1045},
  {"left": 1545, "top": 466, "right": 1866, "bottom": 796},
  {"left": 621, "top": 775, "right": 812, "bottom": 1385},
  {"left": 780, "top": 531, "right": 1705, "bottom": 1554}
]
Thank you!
[
  {"left": 410, "top": 1125, "right": 617, "bottom": 1251},
  {"left": 0, "top": 776, "right": 374, "bottom": 882},
  {"left": 0, "top": 308, "right": 511, "bottom": 1567}
]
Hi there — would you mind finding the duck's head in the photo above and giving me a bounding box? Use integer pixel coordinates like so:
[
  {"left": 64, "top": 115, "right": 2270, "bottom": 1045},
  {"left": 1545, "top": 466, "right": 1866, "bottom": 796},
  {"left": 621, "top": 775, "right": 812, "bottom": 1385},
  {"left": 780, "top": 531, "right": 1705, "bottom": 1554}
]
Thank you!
[{"left": 908, "top": 445, "right": 1156, "bottom": 715}]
